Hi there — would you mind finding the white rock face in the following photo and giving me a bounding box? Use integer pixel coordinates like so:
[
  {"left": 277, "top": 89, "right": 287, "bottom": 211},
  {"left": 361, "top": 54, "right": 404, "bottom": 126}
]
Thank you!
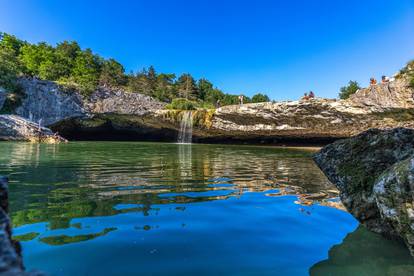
[
  {"left": 87, "top": 86, "right": 166, "bottom": 115},
  {"left": 349, "top": 77, "right": 414, "bottom": 110},
  {"left": 15, "top": 78, "right": 85, "bottom": 126},
  {"left": 14, "top": 78, "right": 166, "bottom": 126}
]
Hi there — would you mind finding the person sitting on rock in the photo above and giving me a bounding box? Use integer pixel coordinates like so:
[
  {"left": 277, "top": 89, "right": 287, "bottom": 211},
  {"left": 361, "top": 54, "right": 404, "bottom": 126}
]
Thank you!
[
  {"left": 370, "top": 77, "right": 377, "bottom": 86},
  {"left": 301, "top": 93, "right": 309, "bottom": 101},
  {"left": 309, "top": 91, "right": 315, "bottom": 99}
]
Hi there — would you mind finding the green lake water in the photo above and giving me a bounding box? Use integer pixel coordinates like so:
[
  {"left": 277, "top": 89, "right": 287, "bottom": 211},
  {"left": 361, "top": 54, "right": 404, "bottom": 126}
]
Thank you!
[{"left": 0, "top": 142, "right": 413, "bottom": 275}]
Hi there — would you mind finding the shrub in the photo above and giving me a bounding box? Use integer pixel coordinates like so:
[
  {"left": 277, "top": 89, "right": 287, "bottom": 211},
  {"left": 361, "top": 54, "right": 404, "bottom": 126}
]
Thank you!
[
  {"left": 251, "top": 93, "right": 270, "bottom": 103},
  {"left": 165, "top": 98, "right": 196, "bottom": 110},
  {"left": 339, "top": 80, "right": 360, "bottom": 100}
]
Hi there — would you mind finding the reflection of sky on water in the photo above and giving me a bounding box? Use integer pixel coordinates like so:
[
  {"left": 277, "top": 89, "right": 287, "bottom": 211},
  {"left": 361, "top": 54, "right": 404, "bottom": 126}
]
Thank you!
[{"left": 0, "top": 142, "right": 411, "bottom": 275}]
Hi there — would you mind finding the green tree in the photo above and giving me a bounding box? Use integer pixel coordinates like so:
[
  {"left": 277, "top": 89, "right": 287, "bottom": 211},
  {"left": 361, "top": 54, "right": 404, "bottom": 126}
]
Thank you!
[
  {"left": 251, "top": 93, "right": 270, "bottom": 103},
  {"left": 99, "top": 58, "right": 126, "bottom": 87},
  {"left": 53, "top": 41, "right": 81, "bottom": 78},
  {"left": 204, "top": 88, "right": 224, "bottom": 104},
  {"left": 20, "top": 42, "right": 49, "bottom": 76},
  {"left": 0, "top": 46, "right": 20, "bottom": 91},
  {"left": 197, "top": 78, "right": 213, "bottom": 101},
  {"left": 154, "top": 73, "right": 176, "bottom": 101},
  {"left": 176, "top": 73, "right": 198, "bottom": 99},
  {"left": 71, "top": 49, "right": 102, "bottom": 95},
  {"left": 339, "top": 81, "right": 360, "bottom": 99},
  {"left": 0, "top": 32, "right": 25, "bottom": 56}
]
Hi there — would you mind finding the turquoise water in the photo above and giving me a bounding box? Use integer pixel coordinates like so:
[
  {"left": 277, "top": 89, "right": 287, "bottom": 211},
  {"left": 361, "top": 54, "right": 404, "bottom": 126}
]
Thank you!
[{"left": 0, "top": 142, "right": 412, "bottom": 275}]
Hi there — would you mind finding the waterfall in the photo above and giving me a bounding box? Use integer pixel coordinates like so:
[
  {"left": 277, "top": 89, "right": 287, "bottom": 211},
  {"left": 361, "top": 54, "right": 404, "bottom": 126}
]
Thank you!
[{"left": 177, "top": 111, "right": 193, "bottom": 144}]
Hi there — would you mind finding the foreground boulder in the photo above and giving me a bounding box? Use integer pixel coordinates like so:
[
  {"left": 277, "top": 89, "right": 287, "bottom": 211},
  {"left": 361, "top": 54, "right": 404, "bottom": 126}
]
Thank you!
[
  {"left": 314, "top": 128, "right": 414, "bottom": 255},
  {"left": 0, "top": 115, "right": 65, "bottom": 143}
]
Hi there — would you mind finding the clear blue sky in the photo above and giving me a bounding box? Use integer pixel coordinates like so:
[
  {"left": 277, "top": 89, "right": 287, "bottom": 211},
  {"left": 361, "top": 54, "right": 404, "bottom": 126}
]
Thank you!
[{"left": 1, "top": 0, "right": 413, "bottom": 100}]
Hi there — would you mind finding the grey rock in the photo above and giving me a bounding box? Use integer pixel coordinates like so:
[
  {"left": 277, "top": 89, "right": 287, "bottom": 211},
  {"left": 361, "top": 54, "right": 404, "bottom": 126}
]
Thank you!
[
  {"left": 15, "top": 78, "right": 85, "bottom": 126},
  {"left": 314, "top": 128, "right": 414, "bottom": 256},
  {"left": 349, "top": 77, "right": 414, "bottom": 110},
  {"left": 374, "top": 156, "right": 414, "bottom": 255},
  {"left": 87, "top": 86, "right": 166, "bottom": 115},
  {"left": 0, "top": 115, "right": 56, "bottom": 142},
  {"left": 14, "top": 78, "right": 165, "bottom": 127}
]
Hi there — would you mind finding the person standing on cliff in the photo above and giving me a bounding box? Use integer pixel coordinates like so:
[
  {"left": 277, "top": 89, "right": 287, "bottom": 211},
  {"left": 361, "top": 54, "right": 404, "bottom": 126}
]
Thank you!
[
  {"left": 239, "top": 95, "right": 244, "bottom": 105},
  {"left": 216, "top": 99, "right": 221, "bottom": 108}
]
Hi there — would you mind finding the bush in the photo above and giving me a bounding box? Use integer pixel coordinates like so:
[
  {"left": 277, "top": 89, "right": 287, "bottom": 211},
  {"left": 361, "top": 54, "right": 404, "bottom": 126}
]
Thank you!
[
  {"left": 339, "top": 80, "right": 360, "bottom": 100},
  {"left": 165, "top": 98, "right": 197, "bottom": 110},
  {"left": 251, "top": 93, "right": 270, "bottom": 103}
]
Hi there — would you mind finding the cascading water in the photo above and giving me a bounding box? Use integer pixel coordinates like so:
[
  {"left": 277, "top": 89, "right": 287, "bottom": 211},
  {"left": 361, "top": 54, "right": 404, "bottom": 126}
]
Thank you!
[{"left": 177, "top": 111, "right": 193, "bottom": 144}]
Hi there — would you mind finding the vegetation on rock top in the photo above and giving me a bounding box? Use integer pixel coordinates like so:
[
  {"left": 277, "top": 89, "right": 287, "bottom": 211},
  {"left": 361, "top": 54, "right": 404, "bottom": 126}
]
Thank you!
[
  {"left": 0, "top": 32, "right": 270, "bottom": 110},
  {"left": 339, "top": 80, "right": 361, "bottom": 100}
]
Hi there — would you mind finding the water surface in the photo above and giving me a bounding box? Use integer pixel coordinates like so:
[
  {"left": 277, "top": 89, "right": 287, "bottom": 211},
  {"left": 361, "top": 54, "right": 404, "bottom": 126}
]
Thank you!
[{"left": 0, "top": 142, "right": 412, "bottom": 275}]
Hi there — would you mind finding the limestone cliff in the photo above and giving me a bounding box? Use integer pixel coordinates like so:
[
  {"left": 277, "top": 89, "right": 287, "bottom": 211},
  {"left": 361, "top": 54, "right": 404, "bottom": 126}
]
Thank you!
[{"left": 1, "top": 76, "right": 414, "bottom": 143}]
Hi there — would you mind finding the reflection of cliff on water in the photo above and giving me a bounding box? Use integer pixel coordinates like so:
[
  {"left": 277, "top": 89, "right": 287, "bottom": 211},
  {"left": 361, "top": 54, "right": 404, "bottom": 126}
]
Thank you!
[
  {"left": 310, "top": 225, "right": 414, "bottom": 276},
  {"left": 0, "top": 142, "right": 338, "bottom": 229}
]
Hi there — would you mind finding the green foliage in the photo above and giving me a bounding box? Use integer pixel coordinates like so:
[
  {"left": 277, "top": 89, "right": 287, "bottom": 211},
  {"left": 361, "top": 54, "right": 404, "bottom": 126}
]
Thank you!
[
  {"left": 176, "top": 73, "right": 198, "bottom": 99},
  {"left": 251, "top": 93, "right": 270, "bottom": 103},
  {"left": 204, "top": 88, "right": 224, "bottom": 104},
  {"left": 0, "top": 32, "right": 272, "bottom": 105},
  {"left": 404, "top": 60, "right": 414, "bottom": 88},
  {"left": 99, "top": 58, "right": 126, "bottom": 87},
  {"left": 339, "top": 80, "right": 360, "bottom": 100},
  {"left": 0, "top": 46, "right": 20, "bottom": 90},
  {"left": 165, "top": 98, "right": 197, "bottom": 110},
  {"left": 70, "top": 49, "right": 102, "bottom": 95},
  {"left": 197, "top": 78, "right": 213, "bottom": 100}
]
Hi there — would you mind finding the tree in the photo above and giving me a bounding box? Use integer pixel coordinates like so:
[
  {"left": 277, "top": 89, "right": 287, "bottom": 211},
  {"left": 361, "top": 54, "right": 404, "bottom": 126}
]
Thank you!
[
  {"left": 54, "top": 41, "right": 81, "bottom": 78},
  {"left": 251, "top": 93, "right": 270, "bottom": 103},
  {"left": 204, "top": 88, "right": 224, "bottom": 104},
  {"left": 71, "top": 49, "right": 102, "bottom": 95},
  {"left": 221, "top": 94, "right": 239, "bottom": 105},
  {"left": 154, "top": 73, "right": 176, "bottom": 102},
  {"left": 0, "top": 33, "right": 25, "bottom": 56},
  {"left": 0, "top": 46, "right": 20, "bottom": 91},
  {"left": 197, "top": 78, "right": 213, "bottom": 101},
  {"left": 99, "top": 58, "right": 126, "bottom": 87},
  {"left": 339, "top": 81, "right": 360, "bottom": 99},
  {"left": 176, "top": 73, "right": 198, "bottom": 99}
]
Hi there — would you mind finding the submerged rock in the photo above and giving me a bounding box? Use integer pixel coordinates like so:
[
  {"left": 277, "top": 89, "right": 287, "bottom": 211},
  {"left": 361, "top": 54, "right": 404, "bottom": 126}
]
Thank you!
[
  {"left": 314, "top": 128, "right": 414, "bottom": 255},
  {"left": 310, "top": 225, "right": 414, "bottom": 275}
]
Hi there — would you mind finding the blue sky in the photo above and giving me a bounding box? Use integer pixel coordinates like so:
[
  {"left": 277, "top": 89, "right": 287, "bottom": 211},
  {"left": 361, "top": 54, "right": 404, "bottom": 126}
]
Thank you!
[{"left": 0, "top": 0, "right": 413, "bottom": 100}]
